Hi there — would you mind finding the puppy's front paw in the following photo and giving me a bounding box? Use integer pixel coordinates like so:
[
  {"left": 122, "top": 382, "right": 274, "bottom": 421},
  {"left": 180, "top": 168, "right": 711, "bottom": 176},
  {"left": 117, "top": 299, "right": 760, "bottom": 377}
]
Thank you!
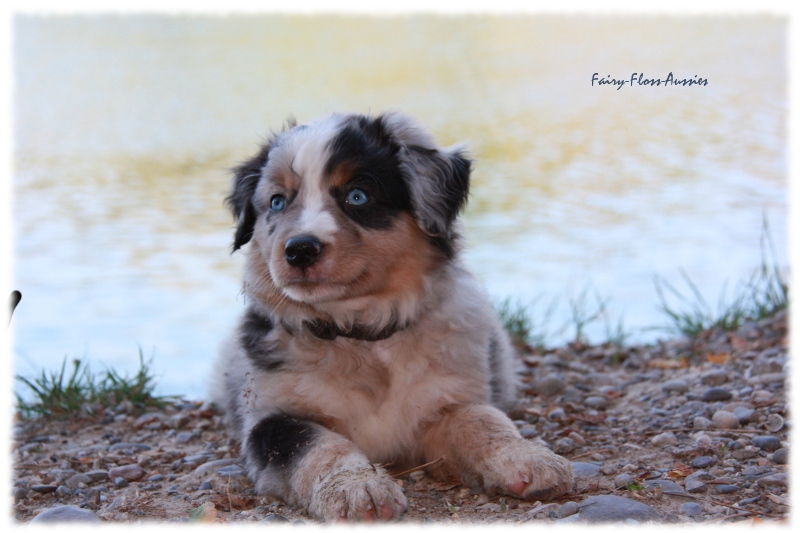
[
  {"left": 477, "top": 439, "right": 574, "bottom": 501},
  {"left": 307, "top": 465, "right": 408, "bottom": 522}
]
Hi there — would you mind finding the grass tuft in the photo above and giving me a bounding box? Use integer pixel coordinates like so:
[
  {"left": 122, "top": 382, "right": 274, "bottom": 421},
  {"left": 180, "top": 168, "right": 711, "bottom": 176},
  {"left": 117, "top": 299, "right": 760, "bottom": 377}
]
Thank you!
[
  {"left": 654, "top": 220, "right": 788, "bottom": 338},
  {"left": 15, "top": 349, "right": 176, "bottom": 419}
]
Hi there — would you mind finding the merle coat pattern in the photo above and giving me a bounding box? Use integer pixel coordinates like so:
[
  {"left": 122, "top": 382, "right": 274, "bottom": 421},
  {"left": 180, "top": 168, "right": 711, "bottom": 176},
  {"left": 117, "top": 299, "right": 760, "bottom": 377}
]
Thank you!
[{"left": 211, "top": 112, "right": 574, "bottom": 522}]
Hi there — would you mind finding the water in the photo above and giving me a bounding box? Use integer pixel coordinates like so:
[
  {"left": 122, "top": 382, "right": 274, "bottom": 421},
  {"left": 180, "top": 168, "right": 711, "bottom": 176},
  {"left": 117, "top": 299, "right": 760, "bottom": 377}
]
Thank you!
[{"left": 11, "top": 15, "right": 788, "bottom": 399}]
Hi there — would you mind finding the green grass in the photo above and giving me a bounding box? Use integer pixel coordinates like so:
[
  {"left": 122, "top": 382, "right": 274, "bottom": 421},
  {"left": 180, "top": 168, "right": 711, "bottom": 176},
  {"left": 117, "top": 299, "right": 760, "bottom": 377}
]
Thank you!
[
  {"left": 496, "top": 286, "right": 629, "bottom": 349},
  {"left": 654, "top": 221, "right": 788, "bottom": 338},
  {"left": 15, "top": 350, "right": 176, "bottom": 419}
]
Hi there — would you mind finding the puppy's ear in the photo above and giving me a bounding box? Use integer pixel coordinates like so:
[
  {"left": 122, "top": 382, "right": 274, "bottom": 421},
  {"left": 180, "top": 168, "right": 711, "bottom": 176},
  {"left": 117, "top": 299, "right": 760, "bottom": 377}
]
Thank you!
[
  {"left": 380, "top": 113, "right": 471, "bottom": 238},
  {"left": 403, "top": 144, "right": 471, "bottom": 238},
  {"left": 226, "top": 142, "right": 270, "bottom": 252}
]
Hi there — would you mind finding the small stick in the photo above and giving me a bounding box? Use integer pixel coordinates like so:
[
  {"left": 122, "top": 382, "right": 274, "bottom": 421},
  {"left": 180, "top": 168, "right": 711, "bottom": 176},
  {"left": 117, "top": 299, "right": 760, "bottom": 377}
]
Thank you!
[{"left": 393, "top": 456, "right": 445, "bottom": 478}]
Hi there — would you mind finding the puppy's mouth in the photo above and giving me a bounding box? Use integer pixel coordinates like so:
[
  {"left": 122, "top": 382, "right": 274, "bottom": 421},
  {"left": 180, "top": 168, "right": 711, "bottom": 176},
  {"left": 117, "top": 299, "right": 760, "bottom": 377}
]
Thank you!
[{"left": 281, "top": 270, "right": 370, "bottom": 303}]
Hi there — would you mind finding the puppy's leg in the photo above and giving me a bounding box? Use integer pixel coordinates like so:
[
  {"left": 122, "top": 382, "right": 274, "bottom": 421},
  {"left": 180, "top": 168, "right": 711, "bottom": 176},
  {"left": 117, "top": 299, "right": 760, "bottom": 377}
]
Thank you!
[
  {"left": 244, "top": 414, "right": 408, "bottom": 522},
  {"left": 420, "top": 405, "right": 574, "bottom": 500}
]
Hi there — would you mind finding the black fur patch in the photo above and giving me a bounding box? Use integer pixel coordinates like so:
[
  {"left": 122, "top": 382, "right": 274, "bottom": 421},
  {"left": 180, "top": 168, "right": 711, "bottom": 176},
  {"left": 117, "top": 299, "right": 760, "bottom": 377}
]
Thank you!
[
  {"left": 240, "top": 309, "right": 285, "bottom": 372},
  {"left": 248, "top": 414, "right": 319, "bottom": 469},
  {"left": 325, "top": 115, "right": 412, "bottom": 230},
  {"left": 226, "top": 143, "right": 271, "bottom": 251}
]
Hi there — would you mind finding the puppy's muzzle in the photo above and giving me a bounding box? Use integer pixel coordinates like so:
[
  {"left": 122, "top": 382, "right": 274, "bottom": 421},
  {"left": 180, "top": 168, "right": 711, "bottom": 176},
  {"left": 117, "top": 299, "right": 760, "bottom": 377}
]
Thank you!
[{"left": 285, "top": 235, "right": 323, "bottom": 269}]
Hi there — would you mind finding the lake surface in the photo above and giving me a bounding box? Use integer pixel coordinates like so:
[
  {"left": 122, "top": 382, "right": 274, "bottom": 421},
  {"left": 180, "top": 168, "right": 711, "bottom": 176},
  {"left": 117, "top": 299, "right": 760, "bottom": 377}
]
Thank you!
[{"left": 11, "top": 15, "right": 787, "bottom": 399}]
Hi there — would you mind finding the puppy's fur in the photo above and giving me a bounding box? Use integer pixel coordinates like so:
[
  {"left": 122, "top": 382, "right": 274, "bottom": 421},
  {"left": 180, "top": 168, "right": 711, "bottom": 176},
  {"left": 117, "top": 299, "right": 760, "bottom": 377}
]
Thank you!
[{"left": 212, "top": 112, "right": 573, "bottom": 522}]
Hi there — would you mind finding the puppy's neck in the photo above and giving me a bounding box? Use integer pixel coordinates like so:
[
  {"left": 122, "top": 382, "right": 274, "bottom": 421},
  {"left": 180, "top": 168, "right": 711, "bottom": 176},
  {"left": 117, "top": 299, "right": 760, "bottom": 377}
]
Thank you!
[{"left": 245, "top": 261, "right": 446, "bottom": 341}]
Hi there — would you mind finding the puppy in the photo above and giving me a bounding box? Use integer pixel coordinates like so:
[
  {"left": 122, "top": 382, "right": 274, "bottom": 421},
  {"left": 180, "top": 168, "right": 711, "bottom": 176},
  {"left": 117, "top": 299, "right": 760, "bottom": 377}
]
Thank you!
[{"left": 212, "top": 112, "right": 573, "bottom": 522}]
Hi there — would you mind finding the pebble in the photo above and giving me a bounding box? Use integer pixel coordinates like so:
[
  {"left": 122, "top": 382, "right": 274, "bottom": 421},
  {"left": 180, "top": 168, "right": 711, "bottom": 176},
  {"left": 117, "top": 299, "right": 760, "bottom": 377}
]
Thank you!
[
  {"left": 108, "top": 442, "right": 151, "bottom": 453},
  {"left": 533, "top": 375, "right": 566, "bottom": 397},
  {"left": 552, "top": 437, "right": 576, "bottom": 455},
  {"left": 711, "top": 410, "right": 739, "bottom": 429},
  {"left": 771, "top": 448, "right": 788, "bottom": 465},
  {"left": 176, "top": 432, "right": 196, "bottom": 444},
  {"left": 732, "top": 406, "right": 757, "bottom": 424},
  {"left": 661, "top": 379, "right": 689, "bottom": 393},
  {"left": 751, "top": 436, "right": 781, "bottom": 452},
  {"left": 198, "top": 481, "right": 213, "bottom": 491},
  {"left": 692, "top": 416, "right": 712, "bottom": 429},
  {"left": 685, "top": 479, "right": 707, "bottom": 493},
  {"left": 65, "top": 473, "right": 93, "bottom": 489},
  {"left": 690, "top": 456, "right": 715, "bottom": 469},
  {"left": 584, "top": 396, "right": 608, "bottom": 409},
  {"left": 650, "top": 431, "right": 677, "bottom": 447},
  {"left": 702, "top": 388, "right": 733, "bottom": 402},
  {"left": 577, "top": 495, "right": 660, "bottom": 523},
  {"left": 679, "top": 502, "right": 703, "bottom": 518},
  {"left": 557, "top": 501, "right": 580, "bottom": 518},
  {"left": 755, "top": 473, "right": 787, "bottom": 488},
  {"left": 714, "top": 484, "right": 739, "bottom": 494},
  {"left": 614, "top": 473, "right": 634, "bottom": 488},
  {"left": 700, "top": 370, "right": 728, "bottom": 386},
  {"left": 114, "top": 477, "right": 129, "bottom": 488},
  {"left": 108, "top": 464, "right": 145, "bottom": 482},
  {"left": 571, "top": 462, "right": 601, "bottom": 478},
  {"left": 30, "top": 505, "right": 102, "bottom": 523},
  {"left": 31, "top": 485, "right": 57, "bottom": 494}
]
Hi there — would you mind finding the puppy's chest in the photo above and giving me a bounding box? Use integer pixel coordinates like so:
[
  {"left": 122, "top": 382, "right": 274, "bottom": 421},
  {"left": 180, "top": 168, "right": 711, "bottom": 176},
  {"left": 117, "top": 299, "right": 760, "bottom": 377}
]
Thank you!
[{"left": 272, "top": 335, "right": 477, "bottom": 446}]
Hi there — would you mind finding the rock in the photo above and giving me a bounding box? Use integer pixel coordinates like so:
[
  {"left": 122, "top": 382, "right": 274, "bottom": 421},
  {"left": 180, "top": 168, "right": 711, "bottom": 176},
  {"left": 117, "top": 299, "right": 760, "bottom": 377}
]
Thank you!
[
  {"left": 692, "top": 416, "right": 712, "bottom": 429},
  {"left": 577, "top": 495, "right": 661, "bottom": 523},
  {"left": 108, "top": 442, "right": 151, "bottom": 453},
  {"left": 679, "top": 502, "right": 703, "bottom": 518},
  {"left": 714, "top": 484, "right": 739, "bottom": 494},
  {"left": 30, "top": 505, "right": 102, "bottom": 523},
  {"left": 216, "top": 465, "right": 246, "bottom": 477},
  {"left": 751, "top": 436, "right": 781, "bottom": 452},
  {"left": 198, "top": 480, "right": 213, "bottom": 491},
  {"left": 700, "top": 370, "right": 728, "bottom": 386},
  {"left": 644, "top": 480, "right": 685, "bottom": 494},
  {"left": 747, "top": 373, "right": 784, "bottom": 386},
  {"left": 732, "top": 406, "right": 757, "bottom": 424},
  {"left": 756, "top": 473, "right": 788, "bottom": 488},
  {"left": 133, "top": 412, "right": 164, "bottom": 429},
  {"left": 65, "top": 473, "right": 93, "bottom": 489},
  {"left": 614, "top": 473, "right": 634, "bottom": 488},
  {"left": 765, "top": 414, "right": 785, "bottom": 432},
  {"left": 662, "top": 379, "right": 690, "bottom": 393},
  {"left": 176, "top": 431, "right": 196, "bottom": 444},
  {"left": 552, "top": 437, "right": 576, "bottom": 455},
  {"left": 113, "top": 477, "right": 129, "bottom": 488},
  {"left": 547, "top": 407, "right": 566, "bottom": 421},
  {"left": 584, "top": 396, "right": 608, "bottom": 410},
  {"left": 194, "top": 458, "right": 238, "bottom": 476},
  {"left": 711, "top": 410, "right": 739, "bottom": 429},
  {"left": 558, "top": 501, "right": 580, "bottom": 518},
  {"left": 31, "top": 485, "right": 57, "bottom": 493},
  {"left": 685, "top": 479, "right": 707, "bottom": 493},
  {"left": 571, "top": 462, "right": 601, "bottom": 478},
  {"left": 533, "top": 375, "right": 566, "bottom": 397},
  {"left": 771, "top": 448, "right": 788, "bottom": 465},
  {"left": 108, "top": 464, "right": 145, "bottom": 482},
  {"left": 84, "top": 470, "right": 109, "bottom": 483},
  {"left": 691, "top": 456, "right": 715, "bottom": 469},
  {"left": 55, "top": 486, "right": 73, "bottom": 497},
  {"left": 650, "top": 431, "right": 677, "bottom": 447},
  {"left": 702, "top": 388, "right": 733, "bottom": 402}
]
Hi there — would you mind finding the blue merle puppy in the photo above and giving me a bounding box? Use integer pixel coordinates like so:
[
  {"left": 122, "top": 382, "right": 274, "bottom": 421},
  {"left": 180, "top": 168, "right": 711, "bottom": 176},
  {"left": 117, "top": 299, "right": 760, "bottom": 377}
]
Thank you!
[{"left": 211, "top": 112, "right": 574, "bottom": 522}]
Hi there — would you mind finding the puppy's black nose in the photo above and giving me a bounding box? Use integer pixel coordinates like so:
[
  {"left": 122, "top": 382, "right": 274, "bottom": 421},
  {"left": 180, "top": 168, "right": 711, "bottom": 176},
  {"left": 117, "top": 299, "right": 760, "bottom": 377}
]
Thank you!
[{"left": 284, "top": 235, "right": 322, "bottom": 268}]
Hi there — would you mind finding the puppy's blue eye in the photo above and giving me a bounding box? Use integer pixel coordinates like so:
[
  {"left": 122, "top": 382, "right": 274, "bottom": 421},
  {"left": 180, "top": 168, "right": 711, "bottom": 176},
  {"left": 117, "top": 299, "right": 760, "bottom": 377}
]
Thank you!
[
  {"left": 346, "top": 189, "right": 369, "bottom": 206},
  {"left": 270, "top": 195, "right": 286, "bottom": 212}
]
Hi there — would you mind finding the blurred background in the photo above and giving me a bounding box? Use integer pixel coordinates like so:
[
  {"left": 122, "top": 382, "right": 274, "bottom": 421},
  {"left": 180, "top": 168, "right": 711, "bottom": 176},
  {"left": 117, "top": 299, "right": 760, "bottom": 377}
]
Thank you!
[{"left": 11, "top": 15, "right": 787, "bottom": 399}]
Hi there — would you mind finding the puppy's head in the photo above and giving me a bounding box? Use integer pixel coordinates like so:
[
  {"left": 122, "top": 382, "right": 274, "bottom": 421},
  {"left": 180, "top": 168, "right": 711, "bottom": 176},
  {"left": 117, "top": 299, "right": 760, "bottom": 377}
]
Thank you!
[{"left": 226, "top": 112, "right": 470, "bottom": 311}]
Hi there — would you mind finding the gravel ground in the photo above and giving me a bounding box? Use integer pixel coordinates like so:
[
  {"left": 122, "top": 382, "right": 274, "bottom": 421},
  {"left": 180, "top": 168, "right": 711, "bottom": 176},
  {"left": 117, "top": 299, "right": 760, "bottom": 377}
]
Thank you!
[{"left": 13, "top": 310, "right": 789, "bottom": 525}]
